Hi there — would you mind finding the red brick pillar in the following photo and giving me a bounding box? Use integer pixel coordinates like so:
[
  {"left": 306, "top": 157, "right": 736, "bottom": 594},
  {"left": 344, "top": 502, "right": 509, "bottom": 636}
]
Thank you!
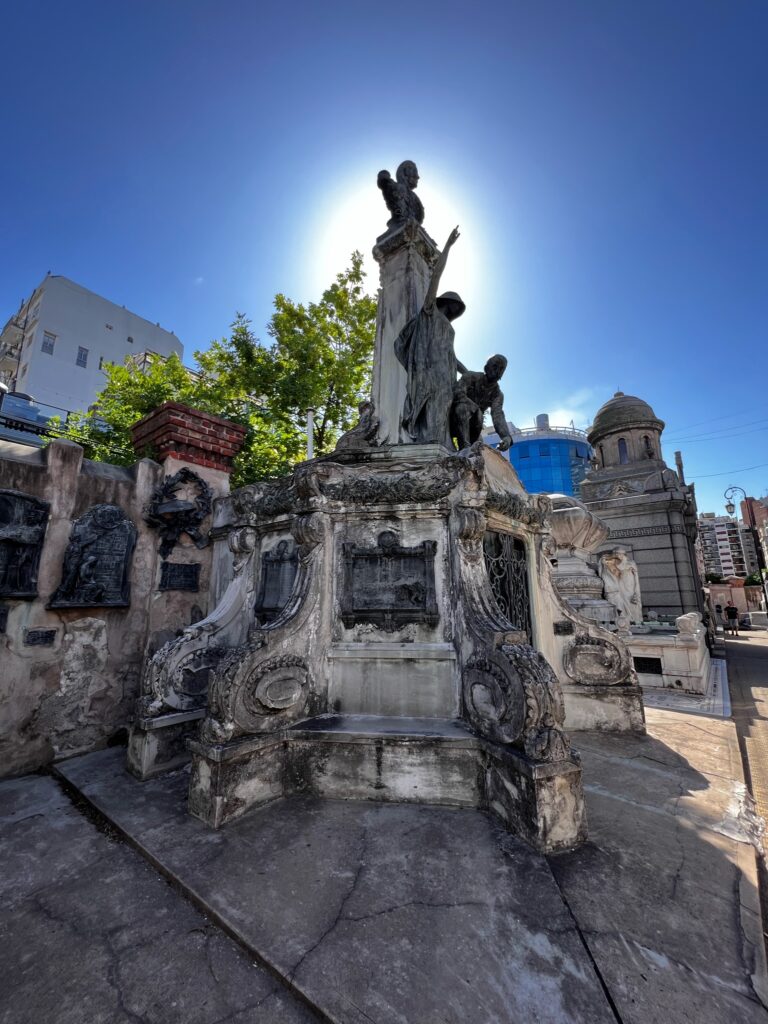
[{"left": 130, "top": 402, "right": 247, "bottom": 473}]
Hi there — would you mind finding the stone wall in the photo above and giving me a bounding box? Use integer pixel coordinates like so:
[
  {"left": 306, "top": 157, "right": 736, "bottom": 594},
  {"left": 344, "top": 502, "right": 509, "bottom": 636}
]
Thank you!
[{"left": 0, "top": 404, "right": 244, "bottom": 777}]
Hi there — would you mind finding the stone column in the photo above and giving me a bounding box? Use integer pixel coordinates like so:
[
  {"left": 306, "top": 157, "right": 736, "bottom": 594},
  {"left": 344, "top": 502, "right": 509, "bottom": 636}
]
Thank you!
[{"left": 371, "top": 222, "right": 438, "bottom": 446}]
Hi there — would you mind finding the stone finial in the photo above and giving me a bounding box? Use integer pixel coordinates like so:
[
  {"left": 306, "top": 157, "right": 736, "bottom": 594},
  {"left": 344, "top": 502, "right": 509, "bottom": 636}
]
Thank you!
[{"left": 131, "top": 403, "right": 247, "bottom": 473}]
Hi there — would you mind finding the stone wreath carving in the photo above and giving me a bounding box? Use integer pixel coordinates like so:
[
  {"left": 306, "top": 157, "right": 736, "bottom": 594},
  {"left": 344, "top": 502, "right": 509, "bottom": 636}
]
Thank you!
[
  {"left": 144, "top": 467, "right": 212, "bottom": 558},
  {"left": 203, "top": 647, "right": 312, "bottom": 743},
  {"left": 462, "top": 644, "right": 570, "bottom": 763},
  {"left": 562, "top": 633, "right": 632, "bottom": 686}
]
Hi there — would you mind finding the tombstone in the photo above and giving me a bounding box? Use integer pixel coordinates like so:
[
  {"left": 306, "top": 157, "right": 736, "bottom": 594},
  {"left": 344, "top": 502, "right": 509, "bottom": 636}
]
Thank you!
[
  {"left": 49, "top": 504, "right": 136, "bottom": 608},
  {"left": 0, "top": 490, "right": 49, "bottom": 599}
]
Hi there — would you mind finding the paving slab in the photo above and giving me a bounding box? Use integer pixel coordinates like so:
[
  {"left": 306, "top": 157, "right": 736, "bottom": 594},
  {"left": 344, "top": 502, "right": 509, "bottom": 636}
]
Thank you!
[
  {"left": 55, "top": 749, "right": 615, "bottom": 1024},
  {"left": 0, "top": 774, "right": 319, "bottom": 1024},
  {"left": 53, "top": 703, "right": 768, "bottom": 1024}
]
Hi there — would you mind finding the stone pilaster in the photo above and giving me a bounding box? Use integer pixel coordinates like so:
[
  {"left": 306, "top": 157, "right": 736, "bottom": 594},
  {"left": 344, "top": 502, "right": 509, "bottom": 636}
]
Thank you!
[{"left": 371, "top": 222, "right": 438, "bottom": 446}]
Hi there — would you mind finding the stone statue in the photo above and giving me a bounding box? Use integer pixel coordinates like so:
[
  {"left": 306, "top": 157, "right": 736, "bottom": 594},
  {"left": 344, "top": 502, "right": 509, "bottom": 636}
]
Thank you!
[
  {"left": 394, "top": 226, "right": 463, "bottom": 448},
  {"left": 450, "top": 355, "right": 513, "bottom": 451},
  {"left": 599, "top": 548, "right": 642, "bottom": 626},
  {"left": 377, "top": 160, "right": 424, "bottom": 231},
  {"left": 335, "top": 400, "right": 378, "bottom": 451}
]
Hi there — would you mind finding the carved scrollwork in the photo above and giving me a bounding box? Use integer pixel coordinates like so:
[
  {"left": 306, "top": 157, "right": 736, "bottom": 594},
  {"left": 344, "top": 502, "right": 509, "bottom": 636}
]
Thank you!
[
  {"left": 562, "top": 633, "right": 632, "bottom": 686},
  {"left": 202, "top": 644, "right": 310, "bottom": 742},
  {"left": 320, "top": 458, "right": 463, "bottom": 506},
  {"left": 232, "top": 481, "right": 295, "bottom": 521},
  {"left": 455, "top": 507, "right": 486, "bottom": 543},
  {"left": 486, "top": 491, "right": 550, "bottom": 529},
  {"left": 141, "top": 639, "right": 229, "bottom": 716},
  {"left": 462, "top": 653, "right": 526, "bottom": 745},
  {"left": 463, "top": 643, "right": 570, "bottom": 764},
  {"left": 291, "top": 513, "right": 323, "bottom": 558}
]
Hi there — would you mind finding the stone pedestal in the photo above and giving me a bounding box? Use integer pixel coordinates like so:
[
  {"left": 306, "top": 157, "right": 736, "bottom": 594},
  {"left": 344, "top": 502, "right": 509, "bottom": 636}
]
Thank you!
[
  {"left": 172, "top": 444, "right": 587, "bottom": 854},
  {"left": 371, "top": 223, "right": 438, "bottom": 445},
  {"left": 126, "top": 403, "right": 246, "bottom": 781}
]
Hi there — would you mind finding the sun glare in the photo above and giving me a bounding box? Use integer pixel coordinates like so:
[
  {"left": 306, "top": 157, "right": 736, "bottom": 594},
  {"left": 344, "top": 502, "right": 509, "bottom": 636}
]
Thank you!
[{"left": 304, "top": 165, "right": 493, "bottom": 345}]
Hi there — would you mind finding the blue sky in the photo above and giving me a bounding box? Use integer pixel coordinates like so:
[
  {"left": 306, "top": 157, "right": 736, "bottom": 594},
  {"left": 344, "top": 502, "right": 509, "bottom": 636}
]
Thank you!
[{"left": 1, "top": 1, "right": 766, "bottom": 513}]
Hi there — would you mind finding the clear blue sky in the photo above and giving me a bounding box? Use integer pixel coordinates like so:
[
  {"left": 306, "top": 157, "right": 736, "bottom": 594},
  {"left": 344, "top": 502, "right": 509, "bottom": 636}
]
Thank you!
[{"left": 1, "top": 1, "right": 766, "bottom": 513}]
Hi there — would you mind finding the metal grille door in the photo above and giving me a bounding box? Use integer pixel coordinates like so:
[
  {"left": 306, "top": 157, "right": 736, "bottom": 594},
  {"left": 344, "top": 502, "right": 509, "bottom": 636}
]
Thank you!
[{"left": 483, "top": 531, "right": 532, "bottom": 643}]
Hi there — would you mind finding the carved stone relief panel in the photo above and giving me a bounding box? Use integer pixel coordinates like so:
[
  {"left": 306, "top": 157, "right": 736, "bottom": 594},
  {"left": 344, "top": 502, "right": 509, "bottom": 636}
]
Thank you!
[
  {"left": 341, "top": 530, "right": 438, "bottom": 632},
  {"left": 49, "top": 505, "right": 137, "bottom": 608},
  {"left": 0, "top": 490, "right": 49, "bottom": 599},
  {"left": 253, "top": 540, "right": 299, "bottom": 625}
]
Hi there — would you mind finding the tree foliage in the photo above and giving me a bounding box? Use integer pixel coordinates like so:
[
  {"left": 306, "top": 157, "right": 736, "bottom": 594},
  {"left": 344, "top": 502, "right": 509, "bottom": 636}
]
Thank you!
[{"left": 52, "top": 254, "right": 376, "bottom": 486}]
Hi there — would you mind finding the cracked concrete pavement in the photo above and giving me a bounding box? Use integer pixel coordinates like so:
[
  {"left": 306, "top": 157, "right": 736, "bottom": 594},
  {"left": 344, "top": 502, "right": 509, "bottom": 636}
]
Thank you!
[
  {"left": 3, "top": 694, "right": 767, "bottom": 1024},
  {"left": 0, "top": 774, "right": 319, "bottom": 1024}
]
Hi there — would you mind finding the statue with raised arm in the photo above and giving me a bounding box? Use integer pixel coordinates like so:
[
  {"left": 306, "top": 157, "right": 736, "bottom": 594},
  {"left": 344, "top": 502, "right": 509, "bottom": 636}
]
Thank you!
[
  {"left": 450, "top": 355, "right": 513, "bottom": 451},
  {"left": 377, "top": 160, "right": 424, "bottom": 231},
  {"left": 394, "top": 226, "right": 463, "bottom": 448}
]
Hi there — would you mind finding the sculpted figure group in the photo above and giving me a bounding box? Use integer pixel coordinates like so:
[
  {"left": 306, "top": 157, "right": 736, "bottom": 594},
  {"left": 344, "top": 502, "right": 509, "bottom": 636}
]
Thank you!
[{"left": 378, "top": 161, "right": 513, "bottom": 454}]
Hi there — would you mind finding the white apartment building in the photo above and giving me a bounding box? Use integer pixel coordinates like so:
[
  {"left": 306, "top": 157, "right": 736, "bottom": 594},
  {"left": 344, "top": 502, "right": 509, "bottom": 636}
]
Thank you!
[
  {"left": 698, "top": 513, "right": 760, "bottom": 578},
  {"left": 0, "top": 275, "right": 183, "bottom": 415}
]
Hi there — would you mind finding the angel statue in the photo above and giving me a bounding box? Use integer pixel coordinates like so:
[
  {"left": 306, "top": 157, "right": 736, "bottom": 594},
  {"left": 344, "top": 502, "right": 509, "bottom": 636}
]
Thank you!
[{"left": 377, "top": 160, "right": 424, "bottom": 231}]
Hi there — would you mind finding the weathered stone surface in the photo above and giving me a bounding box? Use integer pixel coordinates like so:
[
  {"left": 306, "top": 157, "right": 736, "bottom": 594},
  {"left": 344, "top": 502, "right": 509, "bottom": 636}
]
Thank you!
[
  {"left": 56, "top": 750, "right": 613, "bottom": 1024},
  {"left": 0, "top": 773, "right": 318, "bottom": 1024},
  {"left": 55, "top": 715, "right": 767, "bottom": 1024}
]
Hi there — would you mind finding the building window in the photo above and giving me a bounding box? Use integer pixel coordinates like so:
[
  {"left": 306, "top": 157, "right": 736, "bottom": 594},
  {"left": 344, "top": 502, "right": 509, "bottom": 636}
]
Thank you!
[
  {"left": 105, "top": 323, "right": 113, "bottom": 331},
  {"left": 127, "top": 335, "right": 134, "bottom": 344},
  {"left": 42, "top": 331, "right": 56, "bottom": 355},
  {"left": 539, "top": 443, "right": 550, "bottom": 456},
  {"left": 643, "top": 435, "right": 654, "bottom": 458},
  {"left": 519, "top": 448, "right": 530, "bottom": 459},
  {"left": 30, "top": 303, "right": 40, "bottom": 321},
  {"left": 76, "top": 346, "right": 89, "bottom": 368},
  {"left": 599, "top": 444, "right": 605, "bottom": 467},
  {"left": 618, "top": 438, "right": 629, "bottom": 464}
]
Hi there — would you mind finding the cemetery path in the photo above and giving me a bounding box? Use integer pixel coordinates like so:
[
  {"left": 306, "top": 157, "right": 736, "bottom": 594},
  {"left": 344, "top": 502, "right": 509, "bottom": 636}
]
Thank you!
[
  {"left": 726, "top": 628, "right": 768, "bottom": 965},
  {"left": 48, "top": 707, "right": 768, "bottom": 1024},
  {"left": 0, "top": 773, "right": 321, "bottom": 1024}
]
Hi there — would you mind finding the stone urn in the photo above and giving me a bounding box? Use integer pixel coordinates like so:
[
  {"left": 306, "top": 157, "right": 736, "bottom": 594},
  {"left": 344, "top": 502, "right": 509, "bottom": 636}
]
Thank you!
[{"left": 546, "top": 494, "right": 616, "bottom": 627}]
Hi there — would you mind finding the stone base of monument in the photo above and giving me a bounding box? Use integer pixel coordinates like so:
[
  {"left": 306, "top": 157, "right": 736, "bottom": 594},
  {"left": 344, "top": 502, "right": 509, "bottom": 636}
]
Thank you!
[
  {"left": 560, "top": 683, "right": 646, "bottom": 733},
  {"left": 142, "top": 443, "right": 594, "bottom": 855},
  {"left": 187, "top": 713, "right": 586, "bottom": 853},
  {"left": 127, "top": 709, "right": 204, "bottom": 780}
]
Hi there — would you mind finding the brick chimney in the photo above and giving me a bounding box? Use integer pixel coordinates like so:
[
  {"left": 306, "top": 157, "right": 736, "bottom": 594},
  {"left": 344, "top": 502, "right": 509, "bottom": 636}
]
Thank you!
[{"left": 131, "top": 402, "right": 246, "bottom": 473}]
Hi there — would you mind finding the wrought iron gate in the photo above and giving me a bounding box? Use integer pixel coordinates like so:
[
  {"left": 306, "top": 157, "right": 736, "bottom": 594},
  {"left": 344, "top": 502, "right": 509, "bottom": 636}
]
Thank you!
[{"left": 482, "top": 531, "right": 532, "bottom": 643}]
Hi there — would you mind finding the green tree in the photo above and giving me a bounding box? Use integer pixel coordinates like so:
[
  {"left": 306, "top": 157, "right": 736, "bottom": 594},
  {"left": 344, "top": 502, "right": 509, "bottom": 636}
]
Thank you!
[
  {"left": 704, "top": 572, "right": 724, "bottom": 584},
  {"left": 49, "top": 254, "right": 376, "bottom": 485}
]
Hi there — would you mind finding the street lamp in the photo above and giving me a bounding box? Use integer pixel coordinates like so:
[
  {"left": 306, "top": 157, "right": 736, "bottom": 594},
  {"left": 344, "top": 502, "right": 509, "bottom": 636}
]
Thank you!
[{"left": 724, "top": 485, "right": 768, "bottom": 610}]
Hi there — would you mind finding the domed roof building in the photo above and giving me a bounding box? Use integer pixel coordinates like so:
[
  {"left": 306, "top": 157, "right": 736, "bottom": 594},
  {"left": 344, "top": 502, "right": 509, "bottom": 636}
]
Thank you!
[{"left": 579, "top": 391, "right": 702, "bottom": 619}]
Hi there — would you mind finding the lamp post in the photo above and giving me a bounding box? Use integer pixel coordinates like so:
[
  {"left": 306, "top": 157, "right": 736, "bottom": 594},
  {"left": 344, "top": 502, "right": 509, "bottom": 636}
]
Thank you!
[{"left": 724, "top": 485, "right": 768, "bottom": 611}]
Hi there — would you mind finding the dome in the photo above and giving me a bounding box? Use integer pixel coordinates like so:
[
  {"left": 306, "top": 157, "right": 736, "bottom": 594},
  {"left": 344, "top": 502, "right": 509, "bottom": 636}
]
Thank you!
[{"left": 588, "top": 391, "right": 664, "bottom": 445}]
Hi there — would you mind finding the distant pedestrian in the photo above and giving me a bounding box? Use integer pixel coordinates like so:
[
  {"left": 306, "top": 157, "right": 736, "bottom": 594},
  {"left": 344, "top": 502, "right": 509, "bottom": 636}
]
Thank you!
[{"left": 725, "top": 601, "right": 739, "bottom": 636}]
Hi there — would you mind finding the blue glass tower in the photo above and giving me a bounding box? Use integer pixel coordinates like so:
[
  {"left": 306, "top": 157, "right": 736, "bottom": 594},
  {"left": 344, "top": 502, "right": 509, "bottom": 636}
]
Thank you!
[{"left": 485, "top": 414, "right": 593, "bottom": 497}]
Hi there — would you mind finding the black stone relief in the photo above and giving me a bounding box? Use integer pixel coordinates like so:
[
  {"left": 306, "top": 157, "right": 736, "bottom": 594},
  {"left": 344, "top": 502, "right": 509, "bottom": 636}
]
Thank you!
[
  {"left": 341, "top": 530, "right": 438, "bottom": 632},
  {"left": 49, "top": 505, "right": 136, "bottom": 608},
  {"left": 553, "top": 620, "right": 574, "bottom": 636},
  {"left": 0, "top": 606, "right": 8, "bottom": 633},
  {"left": 159, "top": 562, "right": 201, "bottom": 592},
  {"left": 24, "top": 628, "right": 56, "bottom": 646},
  {"left": 254, "top": 540, "right": 298, "bottom": 626},
  {"left": 0, "top": 490, "right": 49, "bottom": 599},
  {"left": 143, "top": 467, "right": 212, "bottom": 558}
]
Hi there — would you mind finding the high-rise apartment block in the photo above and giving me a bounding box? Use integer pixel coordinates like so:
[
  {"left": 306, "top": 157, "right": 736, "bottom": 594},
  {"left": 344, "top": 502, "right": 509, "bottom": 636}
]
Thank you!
[
  {"left": 697, "top": 513, "right": 760, "bottom": 579},
  {"left": 0, "top": 275, "right": 183, "bottom": 416}
]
